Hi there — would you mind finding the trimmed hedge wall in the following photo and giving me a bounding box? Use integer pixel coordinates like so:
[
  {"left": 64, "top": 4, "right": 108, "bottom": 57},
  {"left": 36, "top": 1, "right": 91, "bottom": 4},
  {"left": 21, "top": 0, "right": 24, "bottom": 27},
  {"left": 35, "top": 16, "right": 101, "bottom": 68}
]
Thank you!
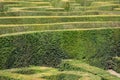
[
  {"left": 0, "top": 15, "right": 120, "bottom": 24},
  {"left": 0, "top": 22, "right": 120, "bottom": 35},
  {"left": 113, "top": 57, "right": 120, "bottom": 73},
  {"left": 0, "top": 29, "right": 120, "bottom": 70}
]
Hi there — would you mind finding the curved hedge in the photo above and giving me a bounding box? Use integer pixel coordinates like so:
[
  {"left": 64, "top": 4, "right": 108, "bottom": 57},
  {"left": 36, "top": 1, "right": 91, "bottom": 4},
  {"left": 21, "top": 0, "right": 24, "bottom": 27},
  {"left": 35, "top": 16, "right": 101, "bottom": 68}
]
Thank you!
[{"left": 0, "top": 28, "right": 120, "bottom": 70}]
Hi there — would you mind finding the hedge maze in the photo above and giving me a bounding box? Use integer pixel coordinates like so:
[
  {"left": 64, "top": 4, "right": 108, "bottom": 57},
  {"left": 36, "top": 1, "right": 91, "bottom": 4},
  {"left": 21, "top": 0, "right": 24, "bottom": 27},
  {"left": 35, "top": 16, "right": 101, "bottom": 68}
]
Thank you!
[{"left": 0, "top": 0, "right": 120, "bottom": 80}]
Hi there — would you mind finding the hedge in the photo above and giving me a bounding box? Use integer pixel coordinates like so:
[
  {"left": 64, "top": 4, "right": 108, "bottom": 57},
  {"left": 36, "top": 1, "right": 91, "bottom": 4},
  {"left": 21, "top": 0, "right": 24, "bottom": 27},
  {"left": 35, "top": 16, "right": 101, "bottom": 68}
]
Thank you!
[
  {"left": 0, "top": 21, "right": 120, "bottom": 35},
  {"left": 0, "top": 15, "right": 120, "bottom": 24},
  {"left": 113, "top": 57, "right": 120, "bottom": 73},
  {"left": 0, "top": 28, "right": 120, "bottom": 70},
  {"left": 0, "top": 11, "right": 120, "bottom": 16}
]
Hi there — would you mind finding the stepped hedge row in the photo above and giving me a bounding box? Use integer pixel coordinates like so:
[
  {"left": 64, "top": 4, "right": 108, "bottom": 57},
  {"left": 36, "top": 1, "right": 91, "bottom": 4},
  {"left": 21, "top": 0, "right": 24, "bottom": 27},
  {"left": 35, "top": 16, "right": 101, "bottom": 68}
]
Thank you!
[
  {"left": 0, "top": 15, "right": 120, "bottom": 24},
  {"left": 0, "top": 28, "right": 120, "bottom": 71},
  {"left": 0, "top": 22, "right": 120, "bottom": 35}
]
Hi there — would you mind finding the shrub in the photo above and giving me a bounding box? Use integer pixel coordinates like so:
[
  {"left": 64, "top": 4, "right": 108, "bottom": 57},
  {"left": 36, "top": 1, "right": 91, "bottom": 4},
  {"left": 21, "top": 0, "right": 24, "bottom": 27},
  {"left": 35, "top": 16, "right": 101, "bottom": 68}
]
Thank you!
[{"left": 0, "top": 29, "right": 120, "bottom": 71}]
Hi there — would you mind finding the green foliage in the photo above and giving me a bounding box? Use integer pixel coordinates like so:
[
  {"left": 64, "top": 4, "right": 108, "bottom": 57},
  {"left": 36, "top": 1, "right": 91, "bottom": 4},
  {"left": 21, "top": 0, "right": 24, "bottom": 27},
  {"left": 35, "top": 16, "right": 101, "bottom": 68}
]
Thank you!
[
  {"left": 0, "top": 3, "right": 8, "bottom": 12},
  {"left": 76, "top": 0, "right": 92, "bottom": 6},
  {"left": 13, "top": 69, "right": 42, "bottom": 75},
  {"left": 0, "top": 32, "right": 69, "bottom": 69},
  {"left": 113, "top": 57, "right": 120, "bottom": 73},
  {"left": 97, "top": 4, "right": 119, "bottom": 11},
  {"left": 0, "top": 29, "right": 120, "bottom": 70},
  {"left": 63, "top": 2, "right": 70, "bottom": 11},
  {"left": 58, "top": 60, "right": 120, "bottom": 80},
  {"left": 0, "top": 76, "right": 19, "bottom": 80},
  {"left": 58, "top": 62, "right": 86, "bottom": 72},
  {"left": 1, "top": 22, "right": 120, "bottom": 35},
  {"left": 0, "top": 16, "right": 120, "bottom": 24},
  {"left": 0, "top": 0, "right": 120, "bottom": 75},
  {"left": 43, "top": 73, "right": 80, "bottom": 80}
]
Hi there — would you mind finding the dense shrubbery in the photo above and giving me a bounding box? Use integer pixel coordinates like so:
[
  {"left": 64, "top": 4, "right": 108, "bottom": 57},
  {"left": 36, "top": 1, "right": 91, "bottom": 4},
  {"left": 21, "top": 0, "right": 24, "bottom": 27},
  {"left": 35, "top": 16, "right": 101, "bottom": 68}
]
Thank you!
[
  {"left": 0, "top": 32, "right": 69, "bottom": 69},
  {"left": 0, "top": 29, "right": 120, "bottom": 70},
  {"left": 113, "top": 57, "right": 120, "bottom": 73}
]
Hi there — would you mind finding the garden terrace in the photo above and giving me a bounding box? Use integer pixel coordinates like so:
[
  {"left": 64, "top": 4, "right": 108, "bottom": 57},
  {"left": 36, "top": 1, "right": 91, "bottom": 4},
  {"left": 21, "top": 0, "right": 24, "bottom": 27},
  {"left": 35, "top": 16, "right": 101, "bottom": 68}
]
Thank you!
[{"left": 0, "top": 0, "right": 120, "bottom": 80}]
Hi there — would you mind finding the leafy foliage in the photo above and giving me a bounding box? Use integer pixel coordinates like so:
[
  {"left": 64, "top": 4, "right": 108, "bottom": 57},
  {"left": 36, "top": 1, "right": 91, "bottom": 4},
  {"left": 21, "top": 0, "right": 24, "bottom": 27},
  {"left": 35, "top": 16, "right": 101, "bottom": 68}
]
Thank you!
[
  {"left": 0, "top": 29, "right": 120, "bottom": 70},
  {"left": 0, "top": 76, "right": 19, "bottom": 80},
  {"left": 43, "top": 73, "right": 80, "bottom": 80}
]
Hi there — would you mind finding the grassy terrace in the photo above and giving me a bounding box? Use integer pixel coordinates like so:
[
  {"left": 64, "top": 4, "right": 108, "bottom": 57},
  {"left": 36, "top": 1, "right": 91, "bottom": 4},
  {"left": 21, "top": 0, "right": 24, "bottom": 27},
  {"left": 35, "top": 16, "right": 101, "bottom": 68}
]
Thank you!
[{"left": 0, "top": 0, "right": 120, "bottom": 80}]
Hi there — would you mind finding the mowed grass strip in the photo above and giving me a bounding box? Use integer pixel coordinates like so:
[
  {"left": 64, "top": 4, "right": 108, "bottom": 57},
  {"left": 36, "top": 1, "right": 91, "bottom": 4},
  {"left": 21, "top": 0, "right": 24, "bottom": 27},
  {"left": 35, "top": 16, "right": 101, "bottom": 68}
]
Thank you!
[{"left": 0, "top": 15, "right": 120, "bottom": 24}]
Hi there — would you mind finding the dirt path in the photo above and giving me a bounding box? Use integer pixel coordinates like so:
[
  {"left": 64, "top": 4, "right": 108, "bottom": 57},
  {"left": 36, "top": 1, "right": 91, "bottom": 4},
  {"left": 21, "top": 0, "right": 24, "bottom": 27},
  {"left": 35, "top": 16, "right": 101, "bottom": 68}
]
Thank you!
[{"left": 108, "top": 69, "right": 120, "bottom": 78}]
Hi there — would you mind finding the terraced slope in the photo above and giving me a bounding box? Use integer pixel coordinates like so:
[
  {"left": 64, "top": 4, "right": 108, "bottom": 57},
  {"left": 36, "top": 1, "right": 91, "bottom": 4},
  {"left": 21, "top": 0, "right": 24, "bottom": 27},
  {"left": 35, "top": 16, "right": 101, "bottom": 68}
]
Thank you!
[
  {"left": 0, "top": 0, "right": 120, "bottom": 34},
  {"left": 0, "top": 0, "right": 120, "bottom": 80}
]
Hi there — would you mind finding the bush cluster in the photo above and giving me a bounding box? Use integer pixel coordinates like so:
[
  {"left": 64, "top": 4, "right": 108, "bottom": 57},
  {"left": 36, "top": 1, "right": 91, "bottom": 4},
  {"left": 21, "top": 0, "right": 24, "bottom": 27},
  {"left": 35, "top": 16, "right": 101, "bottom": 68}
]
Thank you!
[{"left": 0, "top": 29, "right": 120, "bottom": 70}]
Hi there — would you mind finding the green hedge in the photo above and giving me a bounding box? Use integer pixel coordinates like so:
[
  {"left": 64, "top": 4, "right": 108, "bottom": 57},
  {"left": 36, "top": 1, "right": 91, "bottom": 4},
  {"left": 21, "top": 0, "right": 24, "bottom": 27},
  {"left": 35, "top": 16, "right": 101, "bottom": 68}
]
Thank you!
[
  {"left": 0, "top": 11, "right": 83, "bottom": 16},
  {"left": 0, "top": 15, "right": 120, "bottom": 24},
  {"left": 97, "top": 4, "right": 119, "bottom": 11},
  {"left": 0, "top": 32, "right": 69, "bottom": 69},
  {"left": 0, "top": 21, "right": 120, "bottom": 35},
  {"left": 0, "top": 28, "right": 120, "bottom": 70},
  {"left": 0, "top": 11, "right": 120, "bottom": 16},
  {"left": 0, "top": 76, "right": 19, "bottom": 80},
  {"left": 113, "top": 57, "right": 120, "bottom": 73}
]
